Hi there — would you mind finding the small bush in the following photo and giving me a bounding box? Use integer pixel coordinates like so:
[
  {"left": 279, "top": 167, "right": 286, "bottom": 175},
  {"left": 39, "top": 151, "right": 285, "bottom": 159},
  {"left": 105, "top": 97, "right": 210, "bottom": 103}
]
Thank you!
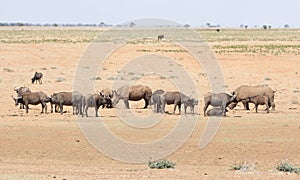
[
  {"left": 276, "top": 161, "right": 300, "bottom": 173},
  {"left": 148, "top": 160, "right": 176, "bottom": 169},
  {"left": 91, "top": 76, "right": 102, "bottom": 80},
  {"left": 3, "top": 68, "right": 13, "bottom": 72},
  {"left": 232, "top": 165, "right": 242, "bottom": 170},
  {"left": 56, "top": 77, "right": 66, "bottom": 82}
]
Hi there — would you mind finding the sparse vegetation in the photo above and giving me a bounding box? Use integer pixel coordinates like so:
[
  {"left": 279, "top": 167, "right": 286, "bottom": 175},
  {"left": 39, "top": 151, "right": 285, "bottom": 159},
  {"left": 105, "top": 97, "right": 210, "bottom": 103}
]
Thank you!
[
  {"left": 276, "top": 161, "right": 300, "bottom": 173},
  {"left": 3, "top": 68, "right": 13, "bottom": 72},
  {"left": 148, "top": 160, "right": 176, "bottom": 169}
]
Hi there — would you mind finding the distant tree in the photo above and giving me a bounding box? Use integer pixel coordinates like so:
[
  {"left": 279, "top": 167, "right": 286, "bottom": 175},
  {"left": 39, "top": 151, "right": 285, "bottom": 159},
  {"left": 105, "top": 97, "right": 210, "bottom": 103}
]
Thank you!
[
  {"left": 284, "top": 24, "right": 289, "bottom": 28},
  {"left": 184, "top": 24, "right": 190, "bottom": 29},
  {"left": 53, "top": 23, "right": 58, "bottom": 27},
  {"left": 99, "top": 22, "right": 105, "bottom": 27},
  {"left": 268, "top": 25, "right": 272, "bottom": 29},
  {"left": 244, "top": 25, "right": 248, "bottom": 29},
  {"left": 206, "top": 23, "right": 211, "bottom": 27},
  {"left": 16, "top": 22, "right": 24, "bottom": 26},
  {"left": 130, "top": 22, "right": 136, "bottom": 27},
  {"left": 262, "top": 25, "right": 268, "bottom": 30},
  {"left": 240, "top": 24, "right": 244, "bottom": 28}
]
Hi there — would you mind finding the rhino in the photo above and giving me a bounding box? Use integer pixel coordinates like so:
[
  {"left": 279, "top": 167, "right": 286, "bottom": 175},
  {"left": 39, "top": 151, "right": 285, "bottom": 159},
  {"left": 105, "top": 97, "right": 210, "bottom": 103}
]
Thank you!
[
  {"left": 228, "top": 85, "right": 275, "bottom": 110},
  {"left": 160, "top": 91, "right": 193, "bottom": 114},
  {"left": 12, "top": 91, "right": 49, "bottom": 113},
  {"left": 150, "top": 89, "right": 165, "bottom": 113},
  {"left": 203, "top": 92, "right": 236, "bottom": 116},
  {"left": 111, "top": 85, "right": 152, "bottom": 109}
]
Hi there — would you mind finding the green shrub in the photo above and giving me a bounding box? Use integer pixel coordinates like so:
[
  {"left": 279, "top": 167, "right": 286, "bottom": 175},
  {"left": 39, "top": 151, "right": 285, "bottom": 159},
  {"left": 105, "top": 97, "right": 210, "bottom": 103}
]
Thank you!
[
  {"left": 276, "top": 161, "right": 300, "bottom": 173},
  {"left": 148, "top": 160, "right": 176, "bottom": 169}
]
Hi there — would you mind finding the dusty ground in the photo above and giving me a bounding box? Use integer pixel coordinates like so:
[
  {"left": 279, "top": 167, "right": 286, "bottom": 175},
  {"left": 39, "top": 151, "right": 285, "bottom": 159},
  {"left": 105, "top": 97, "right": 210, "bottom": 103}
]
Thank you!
[{"left": 0, "top": 27, "right": 300, "bottom": 179}]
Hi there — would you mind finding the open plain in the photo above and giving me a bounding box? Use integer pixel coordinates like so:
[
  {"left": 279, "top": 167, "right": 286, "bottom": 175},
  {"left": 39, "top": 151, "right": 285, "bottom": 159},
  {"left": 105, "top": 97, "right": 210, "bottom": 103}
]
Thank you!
[{"left": 0, "top": 27, "right": 300, "bottom": 179}]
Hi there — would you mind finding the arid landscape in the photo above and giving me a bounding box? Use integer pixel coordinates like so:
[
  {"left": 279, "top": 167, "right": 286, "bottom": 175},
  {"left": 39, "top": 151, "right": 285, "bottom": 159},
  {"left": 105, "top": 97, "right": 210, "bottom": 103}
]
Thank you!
[{"left": 1, "top": 27, "right": 300, "bottom": 179}]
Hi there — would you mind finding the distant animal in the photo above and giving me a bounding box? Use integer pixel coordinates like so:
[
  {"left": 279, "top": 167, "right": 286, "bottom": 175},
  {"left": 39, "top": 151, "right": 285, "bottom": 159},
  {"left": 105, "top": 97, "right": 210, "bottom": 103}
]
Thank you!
[
  {"left": 158, "top": 35, "right": 164, "bottom": 41},
  {"left": 49, "top": 91, "right": 83, "bottom": 115},
  {"left": 111, "top": 85, "right": 152, "bottom": 109},
  {"left": 183, "top": 98, "right": 199, "bottom": 114},
  {"left": 100, "top": 88, "right": 113, "bottom": 108},
  {"left": 31, "top": 72, "right": 43, "bottom": 84},
  {"left": 160, "top": 92, "right": 193, "bottom": 114},
  {"left": 206, "top": 107, "right": 228, "bottom": 116},
  {"left": 203, "top": 92, "right": 236, "bottom": 116},
  {"left": 82, "top": 93, "right": 109, "bottom": 117},
  {"left": 243, "top": 95, "right": 270, "bottom": 113},
  {"left": 12, "top": 91, "right": 49, "bottom": 113},
  {"left": 14, "top": 86, "right": 31, "bottom": 109},
  {"left": 228, "top": 85, "right": 275, "bottom": 111},
  {"left": 150, "top": 89, "right": 165, "bottom": 113}
]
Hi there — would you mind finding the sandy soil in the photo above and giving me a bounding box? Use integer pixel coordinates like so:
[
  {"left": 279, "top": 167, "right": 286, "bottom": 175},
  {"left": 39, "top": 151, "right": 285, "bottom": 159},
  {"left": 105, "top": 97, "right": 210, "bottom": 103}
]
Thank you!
[{"left": 0, "top": 28, "right": 300, "bottom": 179}]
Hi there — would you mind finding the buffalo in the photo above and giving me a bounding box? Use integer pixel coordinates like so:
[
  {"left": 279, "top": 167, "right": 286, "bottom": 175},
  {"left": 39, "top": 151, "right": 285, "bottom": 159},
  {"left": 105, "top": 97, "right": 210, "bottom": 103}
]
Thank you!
[
  {"left": 150, "top": 89, "right": 165, "bottom": 113},
  {"left": 14, "top": 86, "right": 31, "bottom": 109},
  {"left": 160, "top": 91, "right": 194, "bottom": 114},
  {"left": 12, "top": 91, "right": 49, "bottom": 113},
  {"left": 82, "top": 93, "right": 110, "bottom": 117},
  {"left": 203, "top": 92, "right": 236, "bottom": 116},
  {"left": 31, "top": 72, "right": 43, "bottom": 84},
  {"left": 183, "top": 98, "right": 198, "bottom": 114},
  {"left": 49, "top": 91, "right": 83, "bottom": 115}
]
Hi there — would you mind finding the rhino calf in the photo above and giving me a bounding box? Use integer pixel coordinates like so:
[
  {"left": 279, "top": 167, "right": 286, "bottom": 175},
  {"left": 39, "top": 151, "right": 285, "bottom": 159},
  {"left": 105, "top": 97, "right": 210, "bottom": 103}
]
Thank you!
[{"left": 247, "top": 95, "right": 270, "bottom": 113}]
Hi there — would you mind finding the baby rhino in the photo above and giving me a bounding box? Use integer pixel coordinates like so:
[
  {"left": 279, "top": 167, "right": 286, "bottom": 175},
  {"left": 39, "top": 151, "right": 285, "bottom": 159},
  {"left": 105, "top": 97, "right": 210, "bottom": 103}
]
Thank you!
[{"left": 246, "top": 95, "right": 270, "bottom": 113}]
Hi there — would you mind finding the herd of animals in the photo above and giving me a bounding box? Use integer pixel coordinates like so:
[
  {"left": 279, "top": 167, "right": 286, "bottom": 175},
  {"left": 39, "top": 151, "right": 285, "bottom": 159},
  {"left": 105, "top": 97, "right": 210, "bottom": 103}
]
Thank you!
[{"left": 11, "top": 72, "right": 276, "bottom": 117}]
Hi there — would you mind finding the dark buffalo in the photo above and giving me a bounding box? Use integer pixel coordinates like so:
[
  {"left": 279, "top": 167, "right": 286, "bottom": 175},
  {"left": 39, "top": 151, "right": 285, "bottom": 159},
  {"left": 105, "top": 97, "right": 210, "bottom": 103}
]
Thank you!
[
  {"left": 158, "top": 35, "right": 164, "bottom": 41},
  {"left": 112, "top": 85, "right": 152, "bottom": 109},
  {"left": 203, "top": 92, "right": 236, "bottom": 116},
  {"left": 183, "top": 98, "right": 198, "bottom": 114},
  {"left": 14, "top": 86, "right": 31, "bottom": 109},
  {"left": 31, "top": 72, "right": 43, "bottom": 84},
  {"left": 160, "top": 92, "right": 193, "bottom": 114},
  {"left": 82, "top": 93, "right": 110, "bottom": 117},
  {"left": 12, "top": 91, "right": 49, "bottom": 113},
  {"left": 49, "top": 91, "right": 83, "bottom": 115}
]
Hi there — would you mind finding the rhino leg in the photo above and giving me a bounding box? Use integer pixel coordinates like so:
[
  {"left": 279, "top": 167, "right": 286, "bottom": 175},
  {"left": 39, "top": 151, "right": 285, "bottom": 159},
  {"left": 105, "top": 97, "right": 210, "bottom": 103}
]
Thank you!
[
  {"left": 143, "top": 98, "right": 149, "bottom": 109},
  {"left": 184, "top": 104, "right": 187, "bottom": 114},
  {"left": 123, "top": 99, "right": 130, "bottom": 109}
]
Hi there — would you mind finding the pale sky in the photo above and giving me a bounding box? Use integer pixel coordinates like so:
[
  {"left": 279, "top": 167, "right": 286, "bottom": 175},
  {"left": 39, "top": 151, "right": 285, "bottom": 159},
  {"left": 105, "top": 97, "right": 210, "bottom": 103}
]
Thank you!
[{"left": 1, "top": 0, "right": 299, "bottom": 27}]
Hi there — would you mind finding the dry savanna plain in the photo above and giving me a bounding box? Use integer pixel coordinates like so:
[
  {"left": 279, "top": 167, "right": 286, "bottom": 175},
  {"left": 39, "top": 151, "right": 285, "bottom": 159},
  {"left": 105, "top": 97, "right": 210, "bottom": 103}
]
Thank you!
[{"left": 0, "top": 27, "right": 300, "bottom": 179}]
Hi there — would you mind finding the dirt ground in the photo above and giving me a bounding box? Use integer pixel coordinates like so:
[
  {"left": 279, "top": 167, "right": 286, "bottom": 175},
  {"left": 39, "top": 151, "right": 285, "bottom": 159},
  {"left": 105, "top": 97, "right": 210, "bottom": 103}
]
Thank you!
[{"left": 0, "top": 27, "right": 300, "bottom": 179}]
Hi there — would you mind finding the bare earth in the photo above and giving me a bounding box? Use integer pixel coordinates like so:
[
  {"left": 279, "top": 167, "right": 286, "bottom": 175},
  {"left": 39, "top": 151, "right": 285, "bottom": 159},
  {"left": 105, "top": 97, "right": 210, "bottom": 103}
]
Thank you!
[{"left": 0, "top": 27, "right": 300, "bottom": 179}]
